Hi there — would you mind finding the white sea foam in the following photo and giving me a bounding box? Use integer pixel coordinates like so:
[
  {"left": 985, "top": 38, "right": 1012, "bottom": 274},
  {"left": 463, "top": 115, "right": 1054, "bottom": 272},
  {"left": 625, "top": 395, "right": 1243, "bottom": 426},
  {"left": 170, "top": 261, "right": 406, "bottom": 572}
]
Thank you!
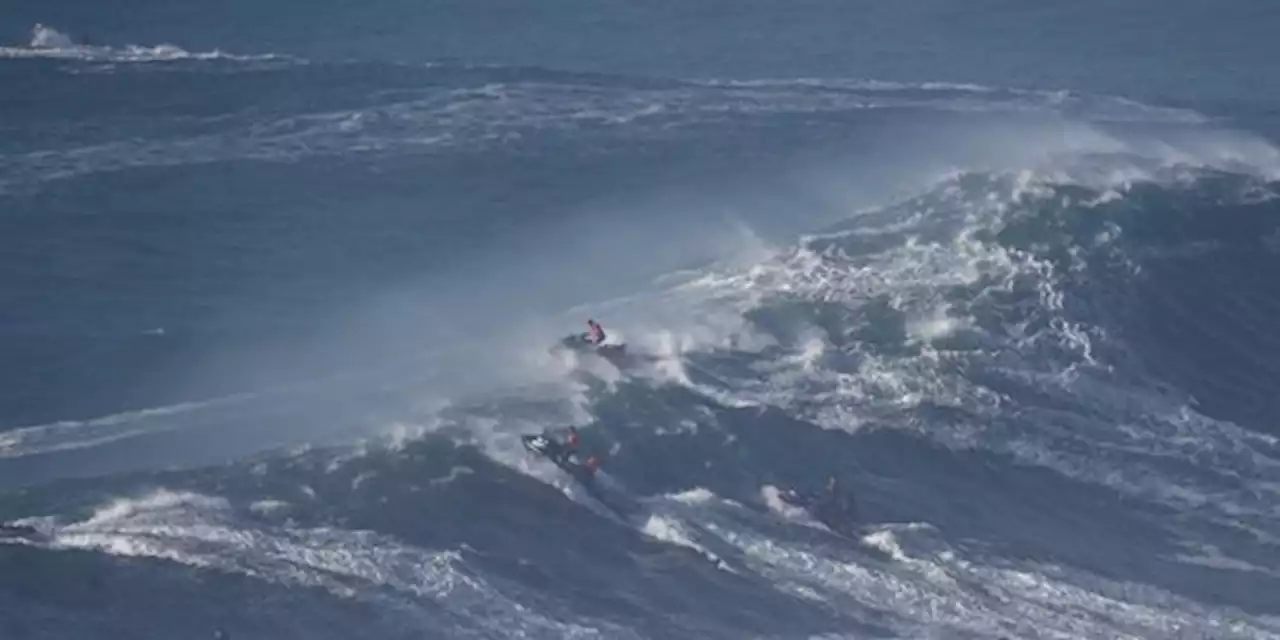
[{"left": 1, "top": 24, "right": 295, "bottom": 64}]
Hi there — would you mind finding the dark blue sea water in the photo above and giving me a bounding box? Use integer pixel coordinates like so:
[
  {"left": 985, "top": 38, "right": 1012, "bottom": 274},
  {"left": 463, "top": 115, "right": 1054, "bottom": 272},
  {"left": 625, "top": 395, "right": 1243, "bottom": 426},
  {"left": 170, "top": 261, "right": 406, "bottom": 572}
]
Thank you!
[{"left": 3, "top": 3, "right": 1280, "bottom": 638}]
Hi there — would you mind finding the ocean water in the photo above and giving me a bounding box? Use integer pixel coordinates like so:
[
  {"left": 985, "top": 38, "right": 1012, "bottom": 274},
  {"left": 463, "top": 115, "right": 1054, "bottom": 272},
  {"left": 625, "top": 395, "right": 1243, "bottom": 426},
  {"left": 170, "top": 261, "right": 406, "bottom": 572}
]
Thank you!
[{"left": 2, "top": 2, "right": 1280, "bottom": 638}]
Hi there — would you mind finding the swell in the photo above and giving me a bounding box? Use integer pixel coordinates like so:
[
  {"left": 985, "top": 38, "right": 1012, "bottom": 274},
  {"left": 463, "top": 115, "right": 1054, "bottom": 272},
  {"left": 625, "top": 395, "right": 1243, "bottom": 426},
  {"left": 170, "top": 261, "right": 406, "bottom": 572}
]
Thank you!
[
  {"left": 0, "top": 24, "right": 1213, "bottom": 196},
  {"left": 0, "top": 440, "right": 863, "bottom": 640},
  {"left": 5, "top": 413, "right": 1279, "bottom": 638},
  {"left": 994, "top": 172, "right": 1280, "bottom": 435}
]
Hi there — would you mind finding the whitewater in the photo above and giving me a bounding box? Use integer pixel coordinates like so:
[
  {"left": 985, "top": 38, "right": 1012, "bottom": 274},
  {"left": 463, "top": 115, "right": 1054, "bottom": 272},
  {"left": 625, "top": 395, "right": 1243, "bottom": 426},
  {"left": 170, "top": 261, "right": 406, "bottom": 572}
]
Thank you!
[{"left": 3, "top": 10, "right": 1280, "bottom": 640}]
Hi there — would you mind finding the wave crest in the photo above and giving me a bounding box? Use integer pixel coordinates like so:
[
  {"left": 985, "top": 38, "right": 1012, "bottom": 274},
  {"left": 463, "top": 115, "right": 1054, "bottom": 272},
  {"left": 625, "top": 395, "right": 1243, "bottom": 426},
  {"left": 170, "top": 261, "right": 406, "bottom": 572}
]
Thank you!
[{"left": 1, "top": 23, "right": 297, "bottom": 64}]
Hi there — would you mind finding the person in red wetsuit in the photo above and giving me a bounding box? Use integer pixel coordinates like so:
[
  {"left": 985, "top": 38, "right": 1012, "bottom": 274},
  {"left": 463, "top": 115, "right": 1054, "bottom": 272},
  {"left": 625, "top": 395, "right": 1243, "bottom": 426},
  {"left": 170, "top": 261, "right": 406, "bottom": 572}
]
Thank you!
[
  {"left": 563, "top": 426, "right": 580, "bottom": 461},
  {"left": 581, "top": 454, "right": 601, "bottom": 477},
  {"left": 584, "top": 319, "right": 606, "bottom": 345}
]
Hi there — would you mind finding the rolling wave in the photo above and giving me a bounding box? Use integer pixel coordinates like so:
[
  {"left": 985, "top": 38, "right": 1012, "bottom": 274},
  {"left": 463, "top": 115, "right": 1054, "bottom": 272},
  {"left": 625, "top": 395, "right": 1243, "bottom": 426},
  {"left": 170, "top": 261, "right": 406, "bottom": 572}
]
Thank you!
[
  {"left": 0, "top": 24, "right": 297, "bottom": 64},
  {"left": 0, "top": 26, "right": 1247, "bottom": 196}
]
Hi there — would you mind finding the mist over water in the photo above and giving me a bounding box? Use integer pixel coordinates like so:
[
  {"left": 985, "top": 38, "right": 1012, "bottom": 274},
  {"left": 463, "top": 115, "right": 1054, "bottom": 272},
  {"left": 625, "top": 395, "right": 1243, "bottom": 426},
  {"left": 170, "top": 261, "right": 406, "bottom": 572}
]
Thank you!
[{"left": 3, "top": 15, "right": 1280, "bottom": 640}]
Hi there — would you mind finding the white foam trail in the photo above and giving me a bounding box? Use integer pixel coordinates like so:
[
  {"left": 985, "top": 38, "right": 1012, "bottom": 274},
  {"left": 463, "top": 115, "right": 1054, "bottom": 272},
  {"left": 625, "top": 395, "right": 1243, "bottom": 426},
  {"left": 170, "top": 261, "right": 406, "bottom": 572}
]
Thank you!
[
  {"left": 0, "top": 392, "right": 260, "bottom": 459},
  {"left": 0, "top": 338, "right": 543, "bottom": 463}
]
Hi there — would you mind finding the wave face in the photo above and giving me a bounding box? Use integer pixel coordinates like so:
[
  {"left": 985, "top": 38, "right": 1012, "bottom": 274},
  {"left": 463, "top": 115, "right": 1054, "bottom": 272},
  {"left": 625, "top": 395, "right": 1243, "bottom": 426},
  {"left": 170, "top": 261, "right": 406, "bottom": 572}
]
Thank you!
[{"left": 3, "top": 22, "right": 1280, "bottom": 640}]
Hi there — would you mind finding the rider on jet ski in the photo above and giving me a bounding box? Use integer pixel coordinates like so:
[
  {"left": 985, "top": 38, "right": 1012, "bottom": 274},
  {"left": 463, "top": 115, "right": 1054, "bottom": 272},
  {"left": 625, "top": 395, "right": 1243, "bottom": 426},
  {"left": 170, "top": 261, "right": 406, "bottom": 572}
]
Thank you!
[
  {"left": 560, "top": 426, "right": 581, "bottom": 463},
  {"left": 526, "top": 426, "right": 602, "bottom": 477},
  {"left": 782, "top": 475, "right": 857, "bottom": 532},
  {"left": 557, "top": 427, "right": 601, "bottom": 477},
  {"left": 584, "top": 319, "right": 606, "bottom": 345}
]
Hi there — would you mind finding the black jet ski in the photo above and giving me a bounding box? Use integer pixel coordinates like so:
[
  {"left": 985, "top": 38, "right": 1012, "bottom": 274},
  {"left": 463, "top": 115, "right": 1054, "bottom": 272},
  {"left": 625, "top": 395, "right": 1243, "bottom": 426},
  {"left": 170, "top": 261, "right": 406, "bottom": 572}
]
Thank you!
[
  {"left": 550, "top": 334, "right": 631, "bottom": 368},
  {"left": 778, "top": 482, "right": 859, "bottom": 538},
  {"left": 521, "top": 432, "right": 598, "bottom": 482},
  {"left": 521, "top": 433, "right": 639, "bottom": 517},
  {"left": 522, "top": 432, "right": 573, "bottom": 466}
]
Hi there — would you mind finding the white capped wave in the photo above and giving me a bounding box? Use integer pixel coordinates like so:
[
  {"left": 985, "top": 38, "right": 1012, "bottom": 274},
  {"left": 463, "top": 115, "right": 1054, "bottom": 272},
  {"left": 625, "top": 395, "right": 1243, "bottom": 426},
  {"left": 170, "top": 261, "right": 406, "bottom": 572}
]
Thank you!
[
  {"left": 760, "top": 485, "right": 817, "bottom": 525},
  {"left": 0, "top": 23, "right": 297, "bottom": 64},
  {"left": 686, "top": 173, "right": 1278, "bottom": 528},
  {"left": 47, "top": 488, "right": 641, "bottom": 639},
  {"left": 697, "top": 76, "right": 1209, "bottom": 125},
  {"left": 640, "top": 513, "right": 731, "bottom": 570},
  {"left": 707, "top": 513, "right": 1276, "bottom": 639},
  {"left": 550, "top": 129, "right": 1280, "bottom": 578},
  {"left": 599, "top": 485, "right": 1280, "bottom": 638}
]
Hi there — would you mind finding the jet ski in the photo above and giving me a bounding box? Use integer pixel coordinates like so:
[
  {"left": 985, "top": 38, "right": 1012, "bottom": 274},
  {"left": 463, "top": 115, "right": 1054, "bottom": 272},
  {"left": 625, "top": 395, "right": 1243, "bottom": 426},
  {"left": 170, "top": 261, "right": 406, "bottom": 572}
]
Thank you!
[
  {"left": 550, "top": 334, "right": 632, "bottom": 368},
  {"left": 522, "top": 432, "right": 571, "bottom": 465},
  {"left": 553, "top": 334, "right": 628, "bottom": 358},
  {"left": 521, "top": 432, "right": 639, "bottom": 517},
  {"left": 778, "top": 479, "right": 859, "bottom": 537},
  {"left": 522, "top": 433, "right": 595, "bottom": 481}
]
